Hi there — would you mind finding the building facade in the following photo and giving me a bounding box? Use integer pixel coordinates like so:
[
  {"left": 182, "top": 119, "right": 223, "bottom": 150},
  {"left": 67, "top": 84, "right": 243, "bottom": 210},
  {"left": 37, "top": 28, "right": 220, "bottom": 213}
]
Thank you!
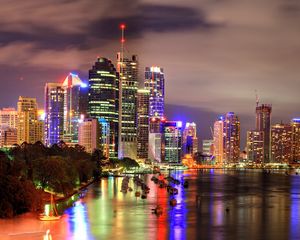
[
  {"left": 0, "top": 127, "right": 17, "bottom": 147},
  {"left": 17, "top": 96, "right": 42, "bottom": 144},
  {"left": 44, "top": 83, "right": 64, "bottom": 146},
  {"left": 145, "top": 66, "right": 165, "bottom": 118},
  {"left": 256, "top": 104, "right": 272, "bottom": 163},
  {"left": 223, "top": 112, "right": 240, "bottom": 163},
  {"left": 63, "top": 73, "right": 85, "bottom": 145},
  {"left": 291, "top": 118, "right": 300, "bottom": 162},
  {"left": 183, "top": 122, "right": 198, "bottom": 155},
  {"left": 0, "top": 108, "right": 18, "bottom": 129},
  {"left": 202, "top": 139, "right": 214, "bottom": 156},
  {"left": 247, "top": 130, "right": 264, "bottom": 163},
  {"left": 213, "top": 116, "right": 224, "bottom": 165},
  {"left": 271, "top": 123, "right": 293, "bottom": 163},
  {"left": 117, "top": 53, "right": 138, "bottom": 159},
  {"left": 163, "top": 121, "right": 182, "bottom": 164},
  {"left": 88, "top": 57, "right": 119, "bottom": 159},
  {"left": 137, "top": 89, "right": 150, "bottom": 161},
  {"left": 148, "top": 117, "right": 165, "bottom": 163},
  {"left": 78, "top": 118, "right": 100, "bottom": 154}
]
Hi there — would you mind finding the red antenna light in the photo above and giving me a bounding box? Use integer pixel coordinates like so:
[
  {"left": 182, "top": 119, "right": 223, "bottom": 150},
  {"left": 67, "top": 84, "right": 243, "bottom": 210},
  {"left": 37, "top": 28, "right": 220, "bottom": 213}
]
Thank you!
[{"left": 120, "top": 24, "right": 126, "bottom": 30}]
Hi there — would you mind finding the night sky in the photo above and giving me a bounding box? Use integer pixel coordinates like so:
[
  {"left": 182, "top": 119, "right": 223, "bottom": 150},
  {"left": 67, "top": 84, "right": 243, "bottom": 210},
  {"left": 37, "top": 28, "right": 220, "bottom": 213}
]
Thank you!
[{"left": 0, "top": 0, "right": 299, "bottom": 147}]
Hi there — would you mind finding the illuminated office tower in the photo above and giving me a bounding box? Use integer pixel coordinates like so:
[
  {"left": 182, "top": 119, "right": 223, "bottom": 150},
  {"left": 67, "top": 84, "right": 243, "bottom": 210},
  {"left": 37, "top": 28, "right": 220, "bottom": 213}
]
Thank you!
[
  {"left": 117, "top": 53, "right": 138, "bottom": 159},
  {"left": 0, "top": 108, "right": 18, "bottom": 129},
  {"left": 62, "top": 73, "right": 86, "bottom": 145},
  {"left": 137, "top": 89, "right": 150, "bottom": 160},
  {"left": 223, "top": 112, "right": 240, "bottom": 163},
  {"left": 88, "top": 57, "right": 119, "bottom": 159},
  {"left": 291, "top": 118, "right": 300, "bottom": 162},
  {"left": 17, "top": 97, "right": 41, "bottom": 144},
  {"left": 256, "top": 104, "right": 272, "bottom": 163},
  {"left": 247, "top": 130, "right": 264, "bottom": 163},
  {"left": 78, "top": 118, "right": 100, "bottom": 154},
  {"left": 183, "top": 122, "right": 198, "bottom": 155},
  {"left": 163, "top": 121, "right": 182, "bottom": 164},
  {"left": 271, "top": 123, "right": 292, "bottom": 163},
  {"left": 44, "top": 83, "right": 64, "bottom": 146},
  {"left": 145, "top": 66, "right": 165, "bottom": 118},
  {"left": 148, "top": 117, "right": 165, "bottom": 162},
  {"left": 213, "top": 116, "right": 224, "bottom": 165}
]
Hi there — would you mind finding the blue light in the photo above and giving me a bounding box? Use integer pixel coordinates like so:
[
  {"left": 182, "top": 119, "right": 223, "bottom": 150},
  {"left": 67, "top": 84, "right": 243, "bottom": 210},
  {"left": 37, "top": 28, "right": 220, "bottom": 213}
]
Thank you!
[
  {"left": 81, "top": 83, "right": 88, "bottom": 88},
  {"left": 292, "top": 118, "right": 300, "bottom": 123}
]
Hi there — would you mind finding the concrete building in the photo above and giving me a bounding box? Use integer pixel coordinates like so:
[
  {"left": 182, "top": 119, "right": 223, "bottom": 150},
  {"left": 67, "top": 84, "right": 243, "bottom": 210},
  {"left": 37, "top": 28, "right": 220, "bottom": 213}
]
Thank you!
[
  {"left": 163, "top": 121, "right": 182, "bottom": 164},
  {"left": 78, "top": 118, "right": 100, "bottom": 154},
  {"left": 247, "top": 130, "right": 264, "bottom": 163},
  {"left": 0, "top": 127, "right": 17, "bottom": 147},
  {"left": 0, "top": 108, "right": 18, "bottom": 129},
  {"left": 213, "top": 116, "right": 224, "bottom": 165},
  {"left": 291, "top": 118, "right": 300, "bottom": 162},
  {"left": 137, "top": 89, "right": 150, "bottom": 161},
  {"left": 202, "top": 139, "right": 214, "bottom": 156},
  {"left": 148, "top": 117, "right": 165, "bottom": 163},
  {"left": 17, "top": 96, "right": 42, "bottom": 144},
  {"left": 271, "top": 123, "right": 293, "bottom": 163}
]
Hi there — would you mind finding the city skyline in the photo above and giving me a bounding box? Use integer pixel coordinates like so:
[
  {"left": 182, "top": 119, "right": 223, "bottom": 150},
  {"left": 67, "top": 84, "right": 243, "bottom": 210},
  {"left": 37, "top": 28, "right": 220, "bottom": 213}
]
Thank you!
[{"left": 0, "top": 0, "right": 299, "bottom": 147}]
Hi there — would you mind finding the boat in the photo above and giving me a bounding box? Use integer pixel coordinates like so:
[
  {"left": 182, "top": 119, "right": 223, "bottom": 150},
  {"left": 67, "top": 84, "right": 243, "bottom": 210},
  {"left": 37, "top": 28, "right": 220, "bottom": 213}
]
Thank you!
[{"left": 39, "top": 194, "right": 61, "bottom": 221}]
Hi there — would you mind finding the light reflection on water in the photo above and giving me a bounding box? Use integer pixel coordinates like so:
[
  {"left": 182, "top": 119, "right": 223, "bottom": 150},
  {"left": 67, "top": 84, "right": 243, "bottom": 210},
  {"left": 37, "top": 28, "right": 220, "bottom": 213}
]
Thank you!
[{"left": 1, "top": 170, "right": 300, "bottom": 240}]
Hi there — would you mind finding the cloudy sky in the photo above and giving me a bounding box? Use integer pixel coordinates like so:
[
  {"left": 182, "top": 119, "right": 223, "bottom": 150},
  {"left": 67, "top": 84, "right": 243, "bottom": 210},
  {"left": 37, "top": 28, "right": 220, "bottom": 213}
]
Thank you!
[{"left": 0, "top": 0, "right": 299, "bottom": 146}]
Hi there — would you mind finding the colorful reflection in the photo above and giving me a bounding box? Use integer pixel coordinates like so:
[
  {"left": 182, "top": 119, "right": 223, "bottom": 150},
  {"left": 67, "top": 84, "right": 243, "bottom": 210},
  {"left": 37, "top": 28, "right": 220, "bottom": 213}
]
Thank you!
[{"left": 289, "top": 176, "right": 300, "bottom": 239}]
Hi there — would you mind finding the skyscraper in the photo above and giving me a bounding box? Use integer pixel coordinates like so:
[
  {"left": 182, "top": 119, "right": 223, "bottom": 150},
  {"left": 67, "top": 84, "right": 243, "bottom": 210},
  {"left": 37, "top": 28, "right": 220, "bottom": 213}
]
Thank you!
[
  {"left": 17, "top": 96, "right": 42, "bottom": 144},
  {"left": 137, "top": 89, "right": 150, "bottom": 161},
  {"left": 62, "top": 73, "right": 86, "bottom": 145},
  {"left": 88, "top": 57, "right": 119, "bottom": 159},
  {"left": 44, "top": 83, "right": 64, "bottom": 146},
  {"left": 148, "top": 117, "right": 165, "bottom": 163},
  {"left": 145, "top": 66, "right": 165, "bottom": 118},
  {"left": 247, "top": 130, "right": 264, "bottom": 163},
  {"left": 117, "top": 53, "right": 138, "bottom": 159},
  {"left": 0, "top": 127, "right": 17, "bottom": 147},
  {"left": 256, "top": 104, "right": 272, "bottom": 163},
  {"left": 202, "top": 140, "right": 214, "bottom": 156},
  {"left": 183, "top": 122, "right": 198, "bottom": 155},
  {"left": 0, "top": 108, "right": 18, "bottom": 129},
  {"left": 271, "top": 123, "right": 293, "bottom": 163},
  {"left": 223, "top": 112, "right": 240, "bottom": 163},
  {"left": 213, "top": 116, "right": 224, "bottom": 165},
  {"left": 163, "top": 121, "right": 182, "bottom": 164},
  {"left": 78, "top": 118, "right": 100, "bottom": 154},
  {"left": 291, "top": 118, "right": 300, "bottom": 162}
]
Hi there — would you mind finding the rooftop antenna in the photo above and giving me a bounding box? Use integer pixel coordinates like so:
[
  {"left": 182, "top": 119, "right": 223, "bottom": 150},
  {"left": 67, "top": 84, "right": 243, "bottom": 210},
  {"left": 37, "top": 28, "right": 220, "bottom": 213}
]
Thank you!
[{"left": 255, "top": 89, "right": 259, "bottom": 107}]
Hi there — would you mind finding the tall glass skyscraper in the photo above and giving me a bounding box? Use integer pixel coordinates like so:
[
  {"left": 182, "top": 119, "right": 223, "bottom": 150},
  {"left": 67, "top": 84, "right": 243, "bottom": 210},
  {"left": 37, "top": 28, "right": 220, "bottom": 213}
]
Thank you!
[
  {"left": 291, "top": 118, "right": 300, "bottom": 162},
  {"left": 63, "top": 73, "right": 86, "bottom": 145},
  {"left": 145, "top": 66, "right": 165, "bottom": 118},
  {"left": 213, "top": 116, "right": 224, "bottom": 165},
  {"left": 163, "top": 121, "right": 182, "bottom": 164},
  {"left": 88, "top": 57, "right": 119, "bottom": 159},
  {"left": 117, "top": 53, "right": 138, "bottom": 159},
  {"left": 44, "top": 83, "right": 64, "bottom": 146},
  {"left": 256, "top": 104, "right": 272, "bottom": 163},
  {"left": 183, "top": 122, "right": 198, "bottom": 155}
]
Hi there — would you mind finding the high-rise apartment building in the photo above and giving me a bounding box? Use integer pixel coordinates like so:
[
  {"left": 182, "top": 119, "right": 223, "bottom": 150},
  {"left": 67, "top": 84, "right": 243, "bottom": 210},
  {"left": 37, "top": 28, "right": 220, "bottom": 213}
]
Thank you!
[
  {"left": 0, "top": 108, "right": 18, "bottom": 129},
  {"left": 17, "top": 96, "right": 42, "bottom": 144},
  {"left": 271, "top": 123, "right": 293, "bottom": 163},
  {"left": 88, "top": 57, "right": 119, "bottom": 159},
  {"left": 145, "top": 66, "right": 165, "bottom": 118},
  {"left": 291, "top": 118, "right": 300, "bottom": 162},
  {"left": 0, "top": 127, "right": 17, "bottom": 147},
  {"left": 137, "top": 89, "right": 150, "bottom": 161},
  {"left": 117, "top": 53, "right": 138, "bottom": 159},
  {"left": 78, "top": 118, "right": 100, "bottom": 154},
  {"left": 247, "top": 130, "right": 264, "bottom": 163},
  {"left": 183, "top": 122, "right": 198, "bottom": 155},
  {"left": 223, "top": 112, "right": 240, "bottom": 163},
  {"left": 202, "top": 139, "right": 214, "bottom": 156},
  {"left": 44, "top": 83, "right": 64, "bottom": 146},
  {"left": 163, "top": 121, "right": 182, "bottom": 164},
  {"left": 63, "top": 73, "right": 86, "bottom": 145},
  {"left": 256, "top": 104, "right": 272, "bottom": 163},
  {"left": 213, "top": 116, "right": 224, "bottom": 165}
]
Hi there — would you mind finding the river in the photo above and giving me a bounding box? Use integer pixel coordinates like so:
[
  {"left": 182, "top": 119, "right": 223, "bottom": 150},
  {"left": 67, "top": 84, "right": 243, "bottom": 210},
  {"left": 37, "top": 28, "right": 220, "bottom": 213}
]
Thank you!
[{"left": 1, "top": 169, "right": 300, "bottom": 240}]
